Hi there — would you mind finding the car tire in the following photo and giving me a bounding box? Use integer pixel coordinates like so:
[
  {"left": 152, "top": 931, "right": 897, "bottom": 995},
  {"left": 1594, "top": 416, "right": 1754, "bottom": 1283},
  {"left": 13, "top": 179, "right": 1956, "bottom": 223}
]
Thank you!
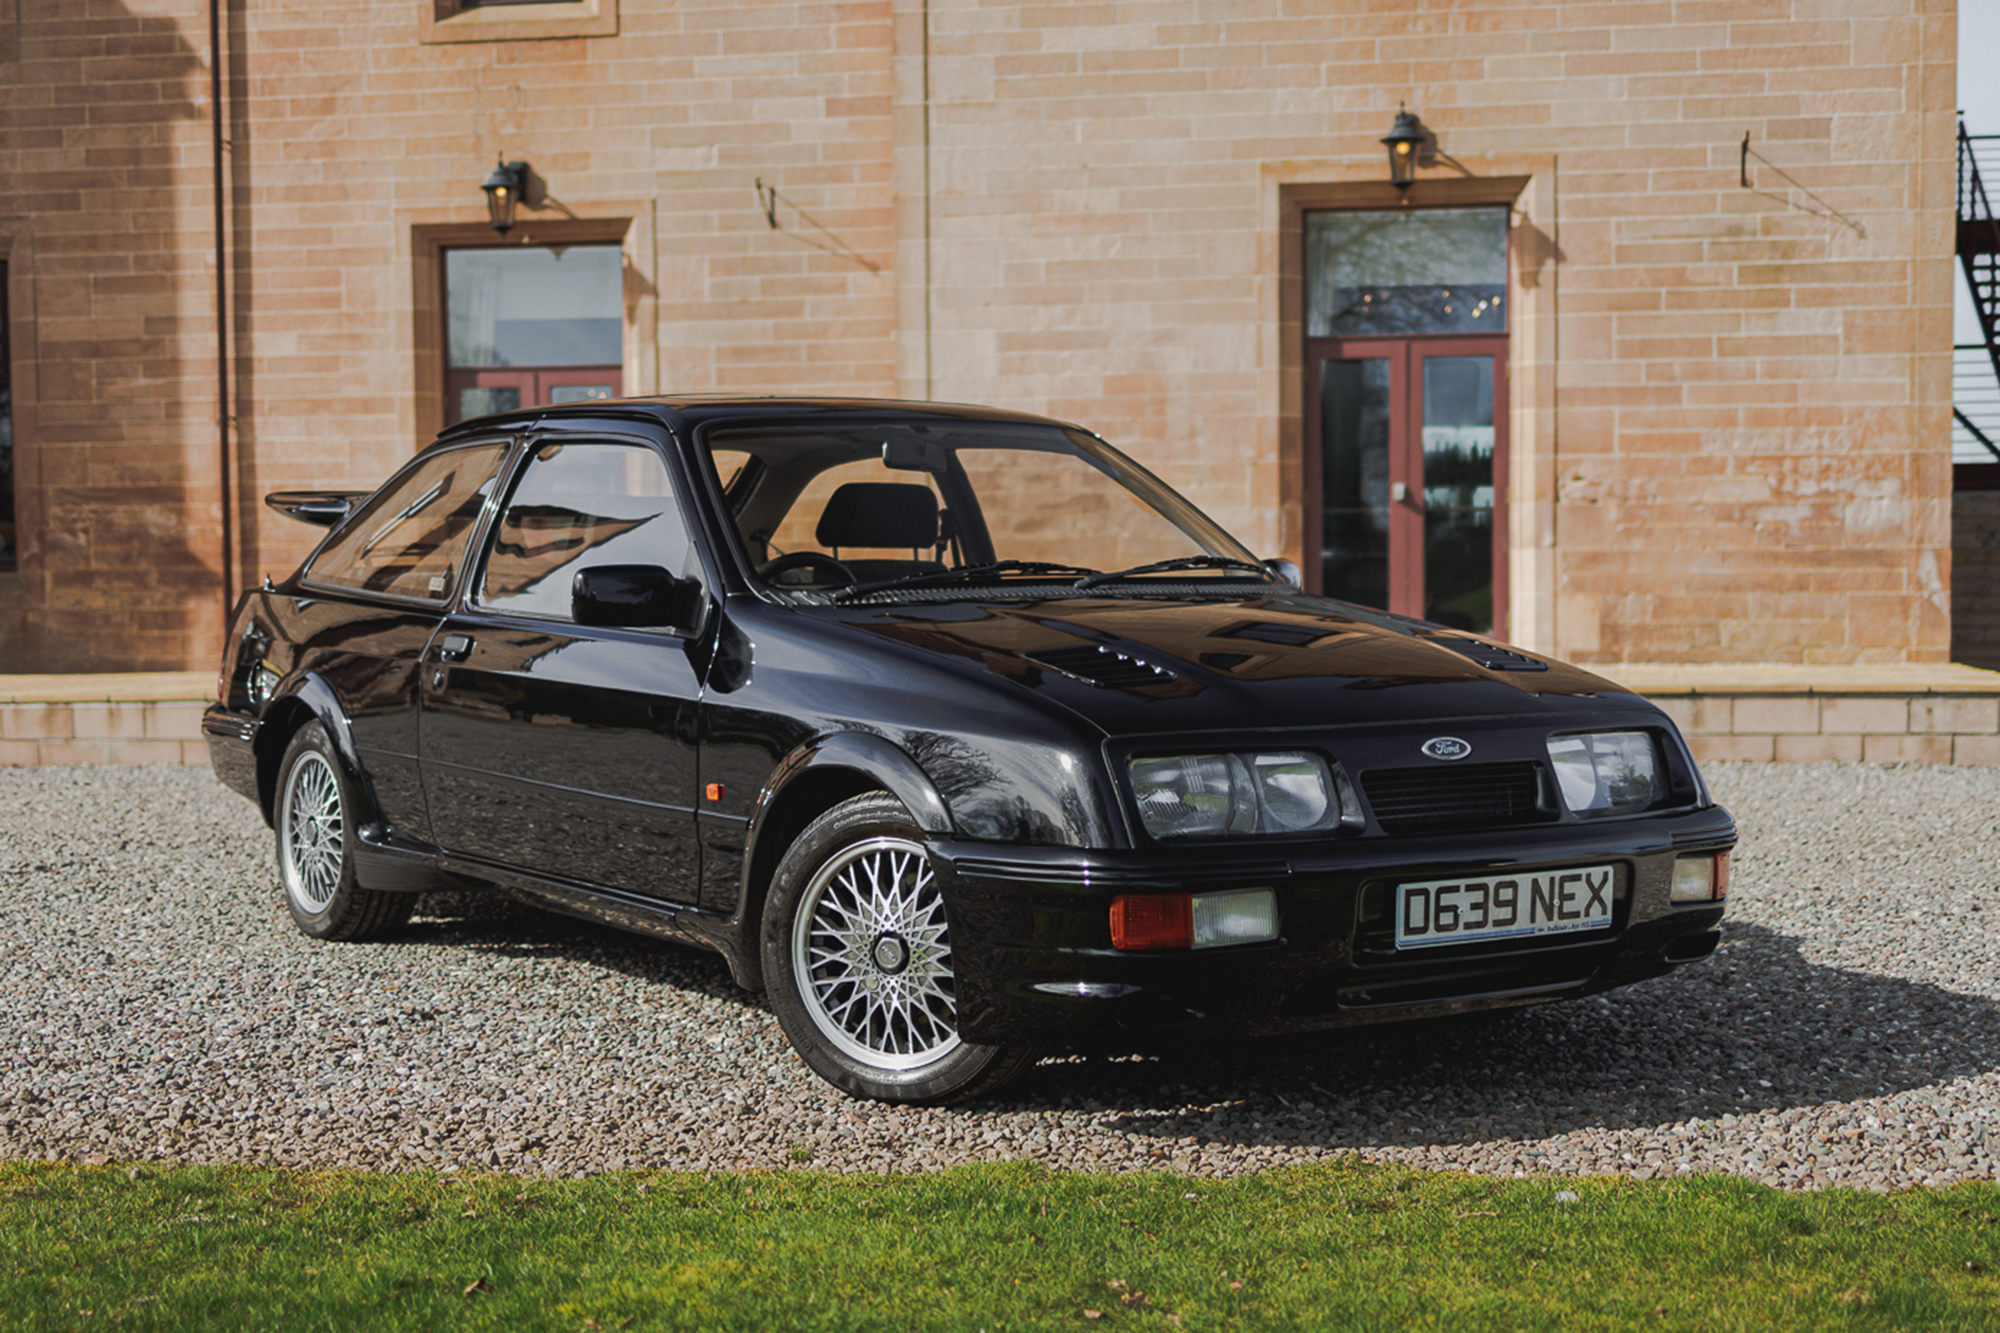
[
  {"left": 762, "top": 792, "right": 1035, "bottom": 1104},
  {"left": 274, "top": 721, "right": 414, "bottom": 942}
]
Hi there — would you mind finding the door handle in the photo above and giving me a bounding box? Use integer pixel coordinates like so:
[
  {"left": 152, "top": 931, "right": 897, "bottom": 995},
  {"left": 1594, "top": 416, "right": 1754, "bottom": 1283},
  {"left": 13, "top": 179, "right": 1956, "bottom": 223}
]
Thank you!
[{"left": 437, "top": 633, "right": 475, "bottom": 663}]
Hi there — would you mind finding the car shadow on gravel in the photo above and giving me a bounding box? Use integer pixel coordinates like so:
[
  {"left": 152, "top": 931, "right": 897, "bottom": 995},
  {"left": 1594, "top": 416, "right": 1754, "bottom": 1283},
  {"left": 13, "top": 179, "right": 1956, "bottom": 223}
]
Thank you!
[
  {"left": 385, "top": 891, "right": 1999, "bottom": 1149},
  {"left": 1000, "top": 921, "right": 2000, "bottom": 1148}
]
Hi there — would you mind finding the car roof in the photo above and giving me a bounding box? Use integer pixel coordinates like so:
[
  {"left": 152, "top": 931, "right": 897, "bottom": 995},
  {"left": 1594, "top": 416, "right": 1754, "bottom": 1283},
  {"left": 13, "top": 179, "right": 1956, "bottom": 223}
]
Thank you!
[{"left": 428, "top": 395, "right": 1081, "bottom": 451}]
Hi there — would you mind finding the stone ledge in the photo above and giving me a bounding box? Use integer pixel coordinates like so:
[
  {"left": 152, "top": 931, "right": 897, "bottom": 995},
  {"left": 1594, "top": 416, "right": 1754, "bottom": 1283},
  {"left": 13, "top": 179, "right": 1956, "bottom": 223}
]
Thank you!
[
  {"left": 1600, "top": 663, "right": 2000, "bottom": 696},
  {"left": 0, "top": 674, "right": 213, "bottom": 767},
  {"left": 0, "top": 672, "right": 213, "bottom": 705},
  {"left": 1604, "top": 664, "right": 2000, "bottom": 767},
  {"left": 11, "top": 665, "right": 2000, "bottom": 769}
]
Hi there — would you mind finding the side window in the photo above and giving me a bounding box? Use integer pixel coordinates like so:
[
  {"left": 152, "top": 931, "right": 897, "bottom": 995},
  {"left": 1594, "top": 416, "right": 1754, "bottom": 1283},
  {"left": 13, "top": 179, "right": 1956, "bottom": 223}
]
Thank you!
[
  {"left": 306, "top": 443, "right": 508, "bottom": 600},
  {"left": 478, "top": 440, "right": 691, "bottom": 621}
]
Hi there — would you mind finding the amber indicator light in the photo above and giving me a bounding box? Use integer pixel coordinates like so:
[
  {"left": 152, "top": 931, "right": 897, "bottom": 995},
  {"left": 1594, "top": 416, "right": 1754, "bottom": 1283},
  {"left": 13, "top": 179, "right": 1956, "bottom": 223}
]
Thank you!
[
  {"left": 1110, "top": 893, "right": 1193, "bottom": 951},
  {"left": 1713, "top": 850, "right": 1731, "bottom": 898},
  {"left": 705, "top": 782, "right": 725, "bottom": 802}
]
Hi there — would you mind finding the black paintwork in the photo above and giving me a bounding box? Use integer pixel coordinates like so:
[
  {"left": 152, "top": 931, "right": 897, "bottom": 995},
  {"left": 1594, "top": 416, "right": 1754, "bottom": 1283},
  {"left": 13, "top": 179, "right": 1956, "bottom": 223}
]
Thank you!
[{"left": 206, "top": 396, "right": 1735, "bottom": 1043}]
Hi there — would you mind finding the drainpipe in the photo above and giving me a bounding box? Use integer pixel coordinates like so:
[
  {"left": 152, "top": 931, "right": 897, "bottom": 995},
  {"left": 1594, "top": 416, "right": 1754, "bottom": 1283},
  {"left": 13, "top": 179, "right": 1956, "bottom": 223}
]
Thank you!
[{"left": 210, "top": 0, "right": 232, "bottom": 635}]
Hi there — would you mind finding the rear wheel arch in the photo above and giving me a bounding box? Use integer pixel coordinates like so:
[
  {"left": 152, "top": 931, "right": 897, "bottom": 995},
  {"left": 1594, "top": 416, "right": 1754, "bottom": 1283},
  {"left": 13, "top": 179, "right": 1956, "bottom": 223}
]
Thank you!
[
  {"left": 253, "top": 697, "right": 316, "bottom": 824},
  {"left": 252, "top": 681, "right": 369, "bottom": 828}
]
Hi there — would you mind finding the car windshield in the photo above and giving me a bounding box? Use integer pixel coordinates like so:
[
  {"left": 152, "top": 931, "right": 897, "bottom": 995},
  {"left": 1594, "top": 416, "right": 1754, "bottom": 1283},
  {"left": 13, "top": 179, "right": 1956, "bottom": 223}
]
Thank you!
[{"left": 703, "top": 419, "right": 1273, "bottom": 601}]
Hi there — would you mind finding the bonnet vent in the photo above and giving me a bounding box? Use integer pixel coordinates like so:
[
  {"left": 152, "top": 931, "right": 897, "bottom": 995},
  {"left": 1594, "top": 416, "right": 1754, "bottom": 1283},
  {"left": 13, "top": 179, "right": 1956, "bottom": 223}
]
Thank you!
[
  {"left": 1027, "top": 644, "right": 1176, "bottom": 689},
  {"left": 1420, "top": 636, "right": 1549, "bottom": 673},
  {"left": 1226, "top": 621, "right": 1325, "bottom": 647}
]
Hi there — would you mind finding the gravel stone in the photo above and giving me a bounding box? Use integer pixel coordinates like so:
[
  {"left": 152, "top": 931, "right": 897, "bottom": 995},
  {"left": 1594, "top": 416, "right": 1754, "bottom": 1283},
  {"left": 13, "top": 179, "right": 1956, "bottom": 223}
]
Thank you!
[{"left": 2, "top": 761, "right": 1996, "bottom": 1190}]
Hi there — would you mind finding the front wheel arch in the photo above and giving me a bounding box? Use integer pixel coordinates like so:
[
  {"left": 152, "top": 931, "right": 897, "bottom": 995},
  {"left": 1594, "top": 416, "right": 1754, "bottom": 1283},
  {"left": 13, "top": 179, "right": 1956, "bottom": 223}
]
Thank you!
[
  {"left": 733, "top": 766, "right": 885, "bottom": 992},
  {"left": 759, "top": 791, "right": 1034, "bottom": 1104}
]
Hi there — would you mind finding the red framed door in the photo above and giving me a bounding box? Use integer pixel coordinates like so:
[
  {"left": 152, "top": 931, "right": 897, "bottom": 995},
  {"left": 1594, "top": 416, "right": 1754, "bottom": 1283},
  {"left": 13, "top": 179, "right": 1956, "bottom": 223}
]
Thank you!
[
  {"left": 444, "top": 366, "right": 623, "bottom": 425},
  {"left": 1305, "top": 335, "right": 1508, "bottom": 636}
]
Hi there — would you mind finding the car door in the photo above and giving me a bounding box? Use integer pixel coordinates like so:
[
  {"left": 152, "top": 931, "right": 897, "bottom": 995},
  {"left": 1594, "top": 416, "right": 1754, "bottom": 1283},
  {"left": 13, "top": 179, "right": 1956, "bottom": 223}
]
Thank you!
[
  {"left": 290, "top": 438, "right": 513, "bottom": 845},
  {"left": 419, "top": 432, "right": 708, "bottom": 902}
]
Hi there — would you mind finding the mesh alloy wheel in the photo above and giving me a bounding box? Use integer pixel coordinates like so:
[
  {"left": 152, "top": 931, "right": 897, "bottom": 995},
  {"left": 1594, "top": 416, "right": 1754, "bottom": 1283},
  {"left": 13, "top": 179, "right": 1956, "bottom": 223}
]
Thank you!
[
  {"left": 271, "top": 721, "right": 413, "bottom": 942},
  {"left": 279, "top": 750, "right": 344, "bottom": 914},
  {"left": 789, "top": 835, "right": 962, "bottom": 1070}
]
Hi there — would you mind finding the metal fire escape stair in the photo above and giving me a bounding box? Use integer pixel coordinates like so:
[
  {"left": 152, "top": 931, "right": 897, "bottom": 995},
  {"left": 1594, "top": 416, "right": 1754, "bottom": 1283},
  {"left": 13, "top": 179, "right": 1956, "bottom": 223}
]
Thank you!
[{"left": 1957, "top": 117, "right": 2000, "bottom": 461}]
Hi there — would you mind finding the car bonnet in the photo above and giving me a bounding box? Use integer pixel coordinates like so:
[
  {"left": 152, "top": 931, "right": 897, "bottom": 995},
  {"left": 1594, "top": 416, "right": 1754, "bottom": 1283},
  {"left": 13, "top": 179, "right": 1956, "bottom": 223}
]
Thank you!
[{"left": 814, "top": 592, "right": 1653, "bottom": 738}]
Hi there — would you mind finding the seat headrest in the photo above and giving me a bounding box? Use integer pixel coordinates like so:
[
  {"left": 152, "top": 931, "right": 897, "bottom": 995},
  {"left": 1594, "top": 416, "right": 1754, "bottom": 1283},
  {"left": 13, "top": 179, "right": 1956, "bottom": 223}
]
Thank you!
[{"left": 815, "top": 483, "right": 940, "bottom": 550}]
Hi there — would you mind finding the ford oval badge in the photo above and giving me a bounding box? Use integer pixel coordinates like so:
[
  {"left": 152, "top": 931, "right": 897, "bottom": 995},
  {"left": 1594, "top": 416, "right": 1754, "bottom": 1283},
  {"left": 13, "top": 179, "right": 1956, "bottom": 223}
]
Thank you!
[{"left": 1421, "top": 736, "right": 1472, "bottom": 761}]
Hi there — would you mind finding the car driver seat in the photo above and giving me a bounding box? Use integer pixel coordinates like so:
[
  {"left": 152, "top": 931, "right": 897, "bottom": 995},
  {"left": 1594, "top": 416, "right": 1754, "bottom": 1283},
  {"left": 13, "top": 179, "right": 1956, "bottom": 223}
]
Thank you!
[{"left": 814, "top": 482, "right": 947, "bottom": 583}]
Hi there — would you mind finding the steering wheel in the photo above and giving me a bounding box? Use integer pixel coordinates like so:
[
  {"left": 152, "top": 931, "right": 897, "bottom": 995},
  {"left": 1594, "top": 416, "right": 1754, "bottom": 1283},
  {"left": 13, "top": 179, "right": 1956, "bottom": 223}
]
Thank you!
[{"left": 759, "top": 551, "right": 856, "bottom": 589}]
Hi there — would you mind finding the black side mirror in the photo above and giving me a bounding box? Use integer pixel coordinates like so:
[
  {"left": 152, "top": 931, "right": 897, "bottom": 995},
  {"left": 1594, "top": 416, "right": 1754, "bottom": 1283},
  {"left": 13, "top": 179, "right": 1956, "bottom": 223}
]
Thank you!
[{"left": 572, "top": 565, "right": 704, "bottom": 631}]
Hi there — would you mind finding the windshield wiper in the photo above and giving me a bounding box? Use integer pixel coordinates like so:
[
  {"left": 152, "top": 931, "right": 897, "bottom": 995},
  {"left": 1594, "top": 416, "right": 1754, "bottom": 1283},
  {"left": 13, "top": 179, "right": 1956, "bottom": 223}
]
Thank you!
[
  {"left": 1073, "top": 555, "right": 1277, "bottom": 589},
  {"left": 830, "top": 560, "right": 1103, "bottom": 602}
]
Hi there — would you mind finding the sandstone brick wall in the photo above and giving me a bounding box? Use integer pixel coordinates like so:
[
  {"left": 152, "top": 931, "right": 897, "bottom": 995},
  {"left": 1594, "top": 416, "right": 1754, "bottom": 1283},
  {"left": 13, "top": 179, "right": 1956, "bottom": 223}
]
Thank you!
[
  {"left": 0, "top": 0, "right": 225, "bottom": 671},
  {"left": 909, "top": 0, "right": 1957, "bottom": 666},
  {"left": 0, "top": 0, "right": 1960, "bottom": 673}
]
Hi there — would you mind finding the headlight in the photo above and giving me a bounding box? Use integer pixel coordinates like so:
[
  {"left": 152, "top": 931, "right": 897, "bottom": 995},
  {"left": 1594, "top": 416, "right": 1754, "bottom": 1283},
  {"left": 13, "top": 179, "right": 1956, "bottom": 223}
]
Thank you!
[
  {"left": 1546, "top": 730, "right": 1662, "bottom": 816},
  {"left": 1128, "top": 751, "right": 1351, "bottom": 839}
]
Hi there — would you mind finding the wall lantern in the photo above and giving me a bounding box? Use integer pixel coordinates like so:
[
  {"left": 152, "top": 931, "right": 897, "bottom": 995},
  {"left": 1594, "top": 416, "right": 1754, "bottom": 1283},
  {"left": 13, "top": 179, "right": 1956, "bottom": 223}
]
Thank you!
[
  {"left": 1380, "top": 109, "right": 1430, "bottom": 191},
  {"left": 481, "top": 158, "right": 531, "bottom": 234}
]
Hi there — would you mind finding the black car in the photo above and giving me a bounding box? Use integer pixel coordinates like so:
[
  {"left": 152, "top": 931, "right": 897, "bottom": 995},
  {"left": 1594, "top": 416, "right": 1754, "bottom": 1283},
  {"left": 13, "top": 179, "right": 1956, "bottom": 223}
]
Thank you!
[{"left": 205, "top": 397, "right": 1734, "bottom": 1104}]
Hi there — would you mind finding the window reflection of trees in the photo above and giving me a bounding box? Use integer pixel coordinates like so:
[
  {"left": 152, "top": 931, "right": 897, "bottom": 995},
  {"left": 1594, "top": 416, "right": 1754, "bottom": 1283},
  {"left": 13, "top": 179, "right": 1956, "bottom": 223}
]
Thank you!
[
  {"left": 1307, "top": 208, "right": 1509, "bottom": 337},
  {"left": 306, "top": 446, "right": 508, "bottom": 601},
  {"left": 478, "top": 442, "right": 687, "bottom": 620}
]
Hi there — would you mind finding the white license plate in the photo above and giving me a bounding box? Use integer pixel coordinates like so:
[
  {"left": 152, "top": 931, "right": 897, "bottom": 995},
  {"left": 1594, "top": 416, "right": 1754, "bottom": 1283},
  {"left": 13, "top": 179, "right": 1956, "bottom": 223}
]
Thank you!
[{"left": 1394, "top": 864, "right": 1617, "bottom": 950}]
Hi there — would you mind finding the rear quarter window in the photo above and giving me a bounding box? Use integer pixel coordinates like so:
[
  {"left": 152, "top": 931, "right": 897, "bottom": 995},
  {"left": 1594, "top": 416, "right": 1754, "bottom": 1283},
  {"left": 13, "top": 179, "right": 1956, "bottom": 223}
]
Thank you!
[{"left": 304, "top": 442, "right": 508, "bottom": 601}]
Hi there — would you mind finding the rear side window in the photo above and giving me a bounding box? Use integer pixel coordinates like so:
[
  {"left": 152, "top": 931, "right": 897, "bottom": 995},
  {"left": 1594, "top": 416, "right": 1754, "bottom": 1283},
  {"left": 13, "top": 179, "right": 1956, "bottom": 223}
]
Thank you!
[
  {"left": 477, "top": 440, "right": 692, "bottom": 621},
  {"left": 305, "top": 443, "right": 508, "bottom": 600}
]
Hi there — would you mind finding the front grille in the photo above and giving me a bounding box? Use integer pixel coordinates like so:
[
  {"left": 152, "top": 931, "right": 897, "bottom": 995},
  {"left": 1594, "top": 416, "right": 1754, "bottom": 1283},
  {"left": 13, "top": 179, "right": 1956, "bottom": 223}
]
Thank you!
[{"left": 1360, "top": 761, "right": 1550, "bottom": 835}]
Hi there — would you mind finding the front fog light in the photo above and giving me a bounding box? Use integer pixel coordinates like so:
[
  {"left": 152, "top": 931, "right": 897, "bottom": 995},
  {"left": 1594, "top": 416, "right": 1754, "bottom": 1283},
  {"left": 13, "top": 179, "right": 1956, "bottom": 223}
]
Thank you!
[
  {"left": 1192, "top": 888, "right": 1278, "bottom": 948},
  {"left": 1547, "top": 730, "right": 1663, "bottom": 816},
  {"left": 1670, "top": 852, "right": 1730, "bottom": 902},
  {"left": 1110, "top": 888, "right": 1279, "bottom": 950}
]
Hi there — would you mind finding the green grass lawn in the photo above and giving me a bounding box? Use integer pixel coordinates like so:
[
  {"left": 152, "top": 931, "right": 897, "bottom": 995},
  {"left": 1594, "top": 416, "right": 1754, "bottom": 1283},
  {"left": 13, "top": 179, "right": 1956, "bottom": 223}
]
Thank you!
[{"left": 2, "top": 1159, "right": 1996, "bottom": 1330}]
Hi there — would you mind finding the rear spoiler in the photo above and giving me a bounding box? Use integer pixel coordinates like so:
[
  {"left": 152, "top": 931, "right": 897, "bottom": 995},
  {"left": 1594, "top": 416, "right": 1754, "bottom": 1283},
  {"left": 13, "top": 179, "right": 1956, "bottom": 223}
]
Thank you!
[{"left": 264, "top": 490, "right": 369, "bottom": 527}]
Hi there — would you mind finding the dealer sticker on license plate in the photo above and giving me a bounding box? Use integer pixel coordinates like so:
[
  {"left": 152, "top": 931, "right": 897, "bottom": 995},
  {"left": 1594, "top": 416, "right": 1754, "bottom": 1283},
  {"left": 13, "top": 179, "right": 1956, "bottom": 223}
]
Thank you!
[{"left": 1394, "top": 864, "right": 1616, "bottom": 950}]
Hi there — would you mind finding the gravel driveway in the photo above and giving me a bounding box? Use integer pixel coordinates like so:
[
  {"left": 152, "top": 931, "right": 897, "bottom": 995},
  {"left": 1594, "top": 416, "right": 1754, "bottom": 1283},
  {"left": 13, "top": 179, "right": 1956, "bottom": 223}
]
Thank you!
[{"left": 3, "top": 762, "right": 1997, "bottom": 1191}]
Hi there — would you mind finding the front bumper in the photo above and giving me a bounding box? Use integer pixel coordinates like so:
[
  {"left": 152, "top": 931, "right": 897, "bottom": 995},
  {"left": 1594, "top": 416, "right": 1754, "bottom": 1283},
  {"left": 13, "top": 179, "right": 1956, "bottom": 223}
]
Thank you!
[{"left": 932, "top": 805, "right": 1735, "bottom": 1045}]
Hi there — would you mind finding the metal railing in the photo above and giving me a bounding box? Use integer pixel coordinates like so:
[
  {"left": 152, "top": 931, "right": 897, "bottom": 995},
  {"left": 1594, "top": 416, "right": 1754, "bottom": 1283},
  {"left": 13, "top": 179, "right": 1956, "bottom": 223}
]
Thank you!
[{"left": 1957, "top": 119, "right": 2000, "bottom": 462}]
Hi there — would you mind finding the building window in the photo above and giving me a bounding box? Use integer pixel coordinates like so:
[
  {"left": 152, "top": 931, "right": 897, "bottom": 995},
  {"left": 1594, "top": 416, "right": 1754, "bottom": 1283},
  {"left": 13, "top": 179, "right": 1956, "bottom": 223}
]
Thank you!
[
  {"left": 420, "top": 0, "right": 616, "bottom": 44},
  {"left": 0, "top": 260, "right": 13, "bottom": 573},
  {"left": 1304, "top": 207, "right": 1509, "bottom": 634},
  {"left": 445, "top": 245, "right": 623, "bottom": 426}
]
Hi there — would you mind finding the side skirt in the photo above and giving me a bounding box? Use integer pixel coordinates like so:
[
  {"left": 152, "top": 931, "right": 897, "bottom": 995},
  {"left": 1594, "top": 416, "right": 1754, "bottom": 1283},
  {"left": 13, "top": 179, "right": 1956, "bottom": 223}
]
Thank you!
[{"left": 437, "top": 853, "right": 753, "bottom": 987}]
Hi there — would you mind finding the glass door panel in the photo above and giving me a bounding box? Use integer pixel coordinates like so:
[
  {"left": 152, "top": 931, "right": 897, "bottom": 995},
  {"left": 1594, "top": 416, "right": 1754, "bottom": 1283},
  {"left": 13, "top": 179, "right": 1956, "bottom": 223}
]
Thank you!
[
  {"left": 1318, "top": 357, "right": 1393, "bottom": 611},
  {"left": 1420, "top": 354, "right": 1496, "bottom": 633},
  {"left": 1305, "top": 337, "right": 1507, "bottom": 635}
]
